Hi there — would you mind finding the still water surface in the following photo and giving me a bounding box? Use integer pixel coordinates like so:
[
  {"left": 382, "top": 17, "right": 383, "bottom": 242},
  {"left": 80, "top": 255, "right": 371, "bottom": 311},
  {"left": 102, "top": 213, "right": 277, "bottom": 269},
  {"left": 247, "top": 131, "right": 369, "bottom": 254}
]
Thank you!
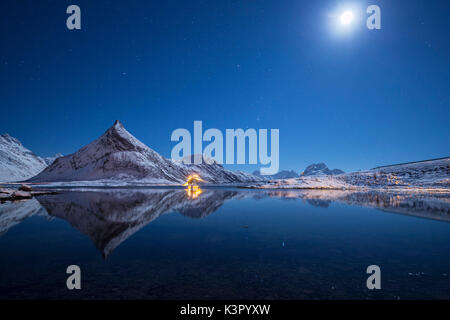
[{"left": 0, "top": 188, "right": 449, "bottom": 299}]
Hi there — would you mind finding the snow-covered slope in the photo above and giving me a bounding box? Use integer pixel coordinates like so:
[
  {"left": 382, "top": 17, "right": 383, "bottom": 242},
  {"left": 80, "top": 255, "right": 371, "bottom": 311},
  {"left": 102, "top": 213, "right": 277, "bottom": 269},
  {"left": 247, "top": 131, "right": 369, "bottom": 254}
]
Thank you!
[
  {"left": 0, "top": 134, "right": 48, "bottom": 182},
  {"left": 248, "top": 158, "right": 450, "bottom": 190},
  {"left": 29, "top": 121, "right": 261, "bottom": 184},
  {"left": 341, "top": 157, "right": 450, "bottom": 188},
  {"left": 173, "top": 154, "right": 262, "bottom": 184},
  {"left": 302, "top": 163, "right": 344, "bottom": 176},
  {"left": 249, "top": 175, "right": 354, "bottom": 189}
]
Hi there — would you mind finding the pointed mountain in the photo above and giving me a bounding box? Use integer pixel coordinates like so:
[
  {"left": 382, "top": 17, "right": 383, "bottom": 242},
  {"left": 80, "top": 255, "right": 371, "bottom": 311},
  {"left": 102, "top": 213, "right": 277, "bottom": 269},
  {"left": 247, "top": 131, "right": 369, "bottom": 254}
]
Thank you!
[
  {"left": 29, "top": 121, "right": 262, "bottom": 184},
  {"left": 0, "top": 134, "right": 48, "bottom": 182},
  {"left": 29, "top": 121, "right": 185, "bottom": 183}
]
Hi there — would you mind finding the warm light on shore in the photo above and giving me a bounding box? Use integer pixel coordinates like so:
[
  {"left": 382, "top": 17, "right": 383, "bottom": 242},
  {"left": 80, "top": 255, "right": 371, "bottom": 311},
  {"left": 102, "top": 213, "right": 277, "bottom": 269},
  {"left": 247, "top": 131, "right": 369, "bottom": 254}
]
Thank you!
[{"left": 184, "top": 174, "right": 204, "bottom": 199}]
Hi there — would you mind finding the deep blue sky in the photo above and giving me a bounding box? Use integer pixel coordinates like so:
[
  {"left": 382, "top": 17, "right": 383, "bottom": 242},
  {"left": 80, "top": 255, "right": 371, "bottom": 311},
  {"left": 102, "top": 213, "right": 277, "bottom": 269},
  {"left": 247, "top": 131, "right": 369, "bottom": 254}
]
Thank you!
[{"left": 0, "top": 0, "right": 449, "bottom": 172}]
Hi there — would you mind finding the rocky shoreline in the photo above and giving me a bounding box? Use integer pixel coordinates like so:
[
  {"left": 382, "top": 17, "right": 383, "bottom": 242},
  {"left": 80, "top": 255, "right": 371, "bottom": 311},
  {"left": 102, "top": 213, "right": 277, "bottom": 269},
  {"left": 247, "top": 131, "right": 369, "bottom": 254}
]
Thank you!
[{"left": 0, "top": 185, "right": 59, "bottom": 203}]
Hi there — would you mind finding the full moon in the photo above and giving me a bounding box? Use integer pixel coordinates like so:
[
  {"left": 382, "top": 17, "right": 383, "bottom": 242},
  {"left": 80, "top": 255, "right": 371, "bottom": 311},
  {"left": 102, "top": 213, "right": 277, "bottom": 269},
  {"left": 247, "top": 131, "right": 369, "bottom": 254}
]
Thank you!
[{"left": 340, "top": 11, "right": 354, "bottom": 25}]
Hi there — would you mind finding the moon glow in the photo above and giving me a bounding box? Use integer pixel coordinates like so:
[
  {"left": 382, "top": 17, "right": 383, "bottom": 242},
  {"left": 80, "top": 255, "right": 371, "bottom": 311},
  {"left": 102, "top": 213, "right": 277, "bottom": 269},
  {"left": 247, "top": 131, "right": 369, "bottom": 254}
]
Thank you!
[{"left": 340, "top": 11, "right": 354, "bottom": 25}]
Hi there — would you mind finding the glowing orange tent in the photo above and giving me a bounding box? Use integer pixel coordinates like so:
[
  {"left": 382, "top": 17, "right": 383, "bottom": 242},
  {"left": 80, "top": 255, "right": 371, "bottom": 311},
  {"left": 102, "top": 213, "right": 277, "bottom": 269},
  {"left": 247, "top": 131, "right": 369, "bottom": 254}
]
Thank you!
[{"left": 183, "top": 173, "right": 205, "bottom": 186}]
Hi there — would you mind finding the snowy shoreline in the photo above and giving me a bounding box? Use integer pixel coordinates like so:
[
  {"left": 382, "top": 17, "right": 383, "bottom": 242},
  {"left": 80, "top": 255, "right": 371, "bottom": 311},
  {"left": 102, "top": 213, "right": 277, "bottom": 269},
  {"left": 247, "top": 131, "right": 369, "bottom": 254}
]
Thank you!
[{"left": 242, "top": 157, "right": 449, "bottom": 192}]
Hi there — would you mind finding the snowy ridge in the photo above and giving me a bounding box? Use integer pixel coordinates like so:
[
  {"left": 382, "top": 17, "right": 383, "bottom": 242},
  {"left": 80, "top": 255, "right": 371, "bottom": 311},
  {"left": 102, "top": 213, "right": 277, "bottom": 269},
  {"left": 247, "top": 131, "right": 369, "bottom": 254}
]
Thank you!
[
  {"left": 340, "top": 158, "right": 450, "bottom": 188},
  {"left": 0, "top": 134, "right": 48, "bottom": 182},
  {"left": 248, "top": 158, "right": 450, "bottom": 190},
  {"left": 250, "top": 175, "right": 354, "bottom": 189}
]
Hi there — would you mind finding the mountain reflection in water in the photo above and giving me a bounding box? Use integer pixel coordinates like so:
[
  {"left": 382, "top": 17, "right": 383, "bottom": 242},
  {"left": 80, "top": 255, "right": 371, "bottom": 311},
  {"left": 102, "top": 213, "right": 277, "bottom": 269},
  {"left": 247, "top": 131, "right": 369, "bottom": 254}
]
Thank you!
[
  {"left": 36, "top": 189, "right": 237, "bottom": 257},
  {"left": 1, "top": 188, "right": 449, "bottom": 258}
]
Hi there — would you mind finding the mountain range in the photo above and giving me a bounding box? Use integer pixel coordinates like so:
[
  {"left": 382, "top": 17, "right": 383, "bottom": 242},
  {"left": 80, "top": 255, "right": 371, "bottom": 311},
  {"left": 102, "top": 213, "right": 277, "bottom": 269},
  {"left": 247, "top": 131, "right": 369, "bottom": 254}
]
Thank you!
[
  {"left": 253, "top": 163, "right": 345, "bottom": 180},
  {"left": 0, "top": 122, "right": 349, "bottom": 184},
  {"left": 28, "top": 121, "right": 262, "bottom": 184}
]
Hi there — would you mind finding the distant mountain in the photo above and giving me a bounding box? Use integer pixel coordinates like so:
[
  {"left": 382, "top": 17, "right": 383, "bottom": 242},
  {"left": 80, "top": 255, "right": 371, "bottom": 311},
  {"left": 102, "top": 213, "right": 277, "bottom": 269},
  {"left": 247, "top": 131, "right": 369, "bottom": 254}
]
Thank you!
[
  {"left": 43, "top": 153, "right": 63, "bottom": 166},
  {"left": 0, "top": 134, "right": 48, "bottom": 182},
  {"left": 302, "top": 163, "right": 344, "bottom": 176},
  {"left": 252, "top": 169, "right": 299, "bottom": 180},
  {"left": 254, "top": 158, "right": 449, "bottom": 190},
  {"left": 29, "top": 121, "right": 261, "bottom": 184}
]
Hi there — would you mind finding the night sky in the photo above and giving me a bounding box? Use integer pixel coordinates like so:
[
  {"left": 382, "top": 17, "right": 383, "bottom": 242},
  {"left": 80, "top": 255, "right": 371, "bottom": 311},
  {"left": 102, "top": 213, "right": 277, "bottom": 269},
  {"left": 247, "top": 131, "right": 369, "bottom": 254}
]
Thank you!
[{"left": 0, "top": 0, "right": 449, "bottom": 173}]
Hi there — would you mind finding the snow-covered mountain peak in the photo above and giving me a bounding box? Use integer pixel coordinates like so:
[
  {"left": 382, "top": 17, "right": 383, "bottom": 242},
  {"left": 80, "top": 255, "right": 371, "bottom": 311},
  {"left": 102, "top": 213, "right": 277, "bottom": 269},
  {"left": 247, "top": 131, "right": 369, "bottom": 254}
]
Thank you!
[
  {"left": 0, "top": 133, "right": 21, "bottom": 146},
  {"left": 113, "top": 119, "right": 123, "bottom": 127},
  {"left": 29, "top": 121, "right": 179, "bottom": 183},
  {"left": 97, "top": 120, "right": 150, "bottom": 152}
]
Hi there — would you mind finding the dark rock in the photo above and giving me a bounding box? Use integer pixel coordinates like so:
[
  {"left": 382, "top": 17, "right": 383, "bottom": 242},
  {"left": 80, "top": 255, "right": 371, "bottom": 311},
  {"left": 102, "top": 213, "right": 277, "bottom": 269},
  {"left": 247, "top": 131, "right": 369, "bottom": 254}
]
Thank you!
[
  {"left": 12, "top": 191, "right": 32, "bottom": 199},
  {"left": 302, "top": 163, "right": 344, "bottom": 176},
  {"left": 19, "top": 184, "right": 32, "bottom": 192}
]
